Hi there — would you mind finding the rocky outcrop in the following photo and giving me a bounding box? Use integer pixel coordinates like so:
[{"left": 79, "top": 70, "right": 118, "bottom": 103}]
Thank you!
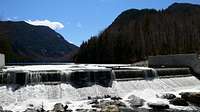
[
  {"left": 180, "top": 92, "right": 200, "bottom": 105},
  {"left": 101, "top": 105, "right": 119, "bottom": 112},
  {"left": 148, "top": 102, "right": 169, "bottom": 110},
  {"left": 127, "top": 95, "right": 145, "bottom": 107},
  {"left": 160, "top": 93, "right": 176, "bottom": 100},
  {"left": 23, "top": 108, "right": 38, "bottom": 112},
  {"left": 169, "top": 98, "right": 189, "bottom": 106}
]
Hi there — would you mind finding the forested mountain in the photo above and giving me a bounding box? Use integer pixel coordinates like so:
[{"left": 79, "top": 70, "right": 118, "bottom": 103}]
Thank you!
[
  {"left": 74, "top": 3, "right": 200, "bottom": 64},
  {"left": 0, "top": 21, "right": 78, "bottom": 63}
]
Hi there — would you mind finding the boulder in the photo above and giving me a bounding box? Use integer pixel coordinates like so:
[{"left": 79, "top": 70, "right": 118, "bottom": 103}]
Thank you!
[
  {"left": 65, "top": 109, "right": 73, "bottom": 112},
  {"left": 169, "top": 97, "right": 189, "bottom": 106},
  {"left": 148, "top": 102, "right": 169, "bottom": 110},
  {"left": 91, "top": 104, "right": 100, "bottom": 108},
  {"left": 89, "top": 99, "right": 99, "bottom": 104},
  {"left": 111, "top": 96, "right": 122, "bottom": 100},
  {"left": 75, "top": 109, "right": 88, "bottom": 112},
  {"left": 3, "top": 111, "right": 13, "bottom": 112},
  {"left": 101, "top": 105, "right": 119, "bottom": 112},
  {"left": 128, "top": 95, "right": 145, "bottom": 107},
  {"left": 118, "top": 107, "right": 134, "bottom": 112},
  {"left": 53, "top": 103, "right": 64, "bottom": 112},
  {"left": 23, "top": 108, "right": 38, "bottom": 112},
  {"left": 104, "top": 95, "right": 111, "bottom": 98},
  {"left": 75, "top": 109, "right": 96, "bottom": 112},
  {"left": 160, "top": 93, "right": 176, "bottom": 99},
  {"left": 114, "top": 101, "right": 126, "bottom": 107},
  {"left": 92, "top": 99, "right": 127, "bottom": 109},
  {"left": 99, "top": 100, "right": 122, "bottom": 108},
  {"left": 88, "top": 96, "right": 92, "bottom": 100},
  {"left": 180, "top": 92, "right": 200, "bottom": 105},
  {"left": 64, "top": 105, "right": 68, "bottom": 111},
  {"left": 35, "top": 106, "right": 46, "bottom": 112}
]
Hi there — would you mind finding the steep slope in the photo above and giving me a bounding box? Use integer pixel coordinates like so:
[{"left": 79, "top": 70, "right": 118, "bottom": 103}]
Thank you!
[
  {"left": 74, "top": 3, "right": 200, "bottom": 64},
  {"left": 0, "top": 21, "right": 78, "bottom": 63}
]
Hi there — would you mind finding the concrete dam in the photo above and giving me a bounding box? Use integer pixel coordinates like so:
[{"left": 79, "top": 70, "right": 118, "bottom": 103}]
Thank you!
[
  {"left": 0, "top": 65, "right": 192, "bottom": 87},
  {"left": 0, "top": 54, "right": 200, "bottom": 111}
]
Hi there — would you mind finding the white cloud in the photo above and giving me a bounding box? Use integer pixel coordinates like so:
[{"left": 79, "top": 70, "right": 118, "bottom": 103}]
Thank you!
[{"left": 26, "top": 20, "right": 64, "bottom": 30}]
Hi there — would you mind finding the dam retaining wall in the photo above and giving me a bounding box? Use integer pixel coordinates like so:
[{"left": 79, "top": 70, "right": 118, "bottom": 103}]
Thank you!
[
  {"left": 148, "top": 53, "right": 200, "bottom": 77},
  {"left": 0, "top": 54, "right": 5, "bottom": 68}
]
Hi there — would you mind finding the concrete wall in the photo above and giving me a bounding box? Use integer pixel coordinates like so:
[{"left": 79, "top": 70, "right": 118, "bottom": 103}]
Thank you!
[
  {"left": 148, "top": 53, "right": 200, "bottom": 76},
  {"left": 0, "top": 54, "right": 5, "bottom": 67}
]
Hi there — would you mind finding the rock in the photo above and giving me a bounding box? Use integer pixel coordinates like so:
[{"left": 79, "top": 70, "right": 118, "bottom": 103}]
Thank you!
[
  {"left": 65, "top": 109, "right": 73, "bottom": 112},
  {"left": 35, "top": 106, "right": 46, "bottom": 112},
  {"left": 98, "top": 100, "right": 112, "bottom": 108},
  {"left": 88, "top": 109, "right": 97, "bottom": 112},
  {"left": 104, "top": 95, "right": 111, "bottom": 98},
  {"left": 128, "top": 95, "right": 145, "bottom": 107},
  {"left": 91, "top": 104, "right": 100, "bottom": 108},
  {"left": 3, "top": 111, "right": 13, "bottom": 112},
  {"left": 148, "top": 102, "right": 169, "bottom": 110},
  {"left": 64, "top": 105, "right": 68, "bottom": 111},
  {"left": 76, "top": 109, "right": 96, "bottom": 112},
  {"left": 114, "top": 101, "right": 126, "bottom": 107},
  {"left": 88, "top": 96, "right": 92, "bottom": 100},
  {"left": 89, "top": 99, "right": 99, "bottom": 104},
  {"left": 118, "top": 107, "right": 134, "bottom": 112},
  {"left": 160, "top": 93, "right": 176, "bottom": 99},
  {"left": 53, "top": 103, "right": 64, "bottom": 112},
  {"left": 180, "top": 92, "right": 191, "bottom": 100},
  {"left": 28, "top": 104, "right": 34, "bottom": 107},
  {"left": 169, "top": 97, "right": 189, "bottom": 106},
  {"left": 180, "top": 92, "right": 200, "bottom": 105},
  {"left": 91, "top": 99, "right": 127, "bottom": 110},
  {"left": 75, "top": 109, "right": 88, "bottom": 112},
  {"left": 23, "top": 108, "right": 38, "bottom": 112},
  {"left": 101, "top": 105, "right": 119, "bottom": 112},
  {"left": 111, "top": 96, "right": 122, "bottom": 100},
  {"left": 95, "top": 96, "right": 103, "bottom": 99},
  {"left": 0, "top": 106, "right": 3, "bottom": 111}
]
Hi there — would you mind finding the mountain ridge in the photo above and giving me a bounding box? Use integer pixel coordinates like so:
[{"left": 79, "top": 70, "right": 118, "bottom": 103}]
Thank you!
[
  {"left": 74, "top": 3, "right": 200, "bottom": 64},
  {"left": 0, "top": 21, "right": 78, "bottom": 63}
]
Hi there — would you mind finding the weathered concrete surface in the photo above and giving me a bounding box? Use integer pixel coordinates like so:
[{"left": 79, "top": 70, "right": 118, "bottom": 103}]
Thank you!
[
  {"left": 0, "top": 54, "right": 5, "bottom": 68},
  {"left": 148, "top": 54, "right": 200, "bottom": 76}
]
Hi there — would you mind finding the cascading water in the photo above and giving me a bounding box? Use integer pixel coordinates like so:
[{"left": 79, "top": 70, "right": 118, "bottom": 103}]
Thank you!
[{"left": 0, "top": 64, "right": 199, "bottom": 111}]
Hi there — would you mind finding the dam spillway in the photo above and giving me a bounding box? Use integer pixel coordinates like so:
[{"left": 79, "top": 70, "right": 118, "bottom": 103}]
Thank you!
[
  {"left": 0, "top": 63, "right": 200, "bottom": 111},
  {"left": 0, "top": 64, "right": 193, "bottom": 86}
]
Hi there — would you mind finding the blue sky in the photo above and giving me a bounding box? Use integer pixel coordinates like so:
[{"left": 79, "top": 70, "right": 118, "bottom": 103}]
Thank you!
[{"left": 0, "top": 0, "right": 200, "bottom": 46}]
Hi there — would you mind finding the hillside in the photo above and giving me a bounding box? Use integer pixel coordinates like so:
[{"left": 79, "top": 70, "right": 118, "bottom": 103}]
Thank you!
[
  {"left": 0, "top": 21, "right": 78, "bottom": 63},
  {"left": 74, "top": 3, "right": 200, "bottom": 64}
]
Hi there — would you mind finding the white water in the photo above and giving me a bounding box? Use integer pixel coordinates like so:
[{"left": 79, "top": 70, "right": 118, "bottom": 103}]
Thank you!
[{"left": 0, "top": 76, "right": 199, "bottom": 111}]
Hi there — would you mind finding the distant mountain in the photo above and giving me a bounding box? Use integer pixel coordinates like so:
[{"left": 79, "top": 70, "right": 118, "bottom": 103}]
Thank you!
[
  {"left": 0, "top": 21, "right": 78, "bottom": 63},
  {"left": 74, "top": 3, "right": 200, "bottom": 64}
]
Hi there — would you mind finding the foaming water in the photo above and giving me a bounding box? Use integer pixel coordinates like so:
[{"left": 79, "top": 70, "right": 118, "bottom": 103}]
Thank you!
[{"left": 0, "top": 76, "right": 199, "bottom": 111}]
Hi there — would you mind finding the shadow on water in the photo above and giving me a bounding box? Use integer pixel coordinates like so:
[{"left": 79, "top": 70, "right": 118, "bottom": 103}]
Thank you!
[
  {"left": 69, "top": 71, "right": 113, "bottom": 88},
  {"left": 1, "top": 70, "right": 114, "bottom": 91}
]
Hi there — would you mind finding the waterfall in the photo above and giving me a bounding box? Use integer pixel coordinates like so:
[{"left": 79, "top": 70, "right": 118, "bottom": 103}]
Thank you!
[
  {"left": 0, "top": 65, "right": 200, "bottom": 111},
  {"left": 113, "top": 67, "right": 159, "bottom": 80},
  {"left": 0, "top": 76, "right": 199, "bottom": 109}
]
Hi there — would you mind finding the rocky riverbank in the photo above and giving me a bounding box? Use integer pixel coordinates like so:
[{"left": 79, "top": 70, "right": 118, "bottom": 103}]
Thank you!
[{"left": 1, "top": 92, "right": 200, "bottom": 112}]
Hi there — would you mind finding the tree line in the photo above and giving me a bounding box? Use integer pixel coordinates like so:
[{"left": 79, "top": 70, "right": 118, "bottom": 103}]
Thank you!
[{"left": 74, "top": 3, "right": 200, "bottom": 64}]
